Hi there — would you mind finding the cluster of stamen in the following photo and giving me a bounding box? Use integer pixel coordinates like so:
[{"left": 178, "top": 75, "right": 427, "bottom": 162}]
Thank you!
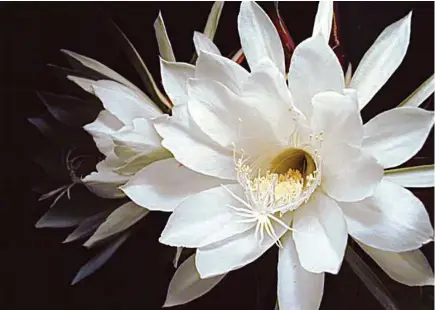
[{"left": 224, "top": 145, "right": 319, "bottom": 247}]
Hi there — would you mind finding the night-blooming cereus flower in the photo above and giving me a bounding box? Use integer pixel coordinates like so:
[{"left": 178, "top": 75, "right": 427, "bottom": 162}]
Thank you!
[{"left": 148, "top": 2, "right": 434, "bottom": 308}]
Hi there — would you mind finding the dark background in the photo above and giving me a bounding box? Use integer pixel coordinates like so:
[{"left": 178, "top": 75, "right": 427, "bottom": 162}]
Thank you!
[{"left": 1, "top": 2, "right": 433, "bottom": 310}]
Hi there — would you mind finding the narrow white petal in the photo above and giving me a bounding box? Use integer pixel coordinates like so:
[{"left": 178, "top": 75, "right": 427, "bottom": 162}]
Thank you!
[
  {"left": 84, "top": 202, "right": 149, "bottom": 247},
  {"left": 122, "top": 158, "right": 226, "bottom": 212},
  {"left": 238, "top": 1, "right": 285, "bottom": 74},
  {"left": 345, "top": 63, "right": 352, "bottom": 87},
  {"left": 159, "top": 184, "right": 253, "bottom": 247},
  {"left": 349, "top": 12, "right": 412, "bottom": 109},
  {"left": 311, "top": 90, "right": 363, "bottom": 147},
  {"left": 84, "top": 110, "right": 123, "bottom": 155},
  {"left": 154, "top": 12, "right": 176, "bottom": 62},
  {"left": 82, "top": 160, "right": 129, "bottom": 199},
  {"left": 160, "top": 59, "right": 195, "bottom": 106},
  {"left": 92, "top": 80, "right": 161, "bottom": 125},
  {"left": 195, "top": 50, "right": 248, "bottom": 94},
  {"left": 362, "top": 107, "right": 434, "bottom": 169},
  {"left": 293, "top": 190, "right": 348, "bottom": 274},
  {"left": 358, "top": 241, "right": 434, "bottom": 286},
  {"left": 154, "top": 105, "right": 236, "bottom": 180},
  {"left": 61, "top": 49, "right": 142, "bottom": 94},
  {"left": 278, "top": 233, "right": 325, "bottom": 310},
  {"left": 164, "top": 254, "right": 225, "bottom": 307},
  {"left": 312, "top": 1, "right": 333, "bottom": 41},
  {"left": 322, "top": 143, "right": 383, "bottom": 202},
  {"left": 340, "top": 179, "right": 434, "bottom": 252},
  {"left": 67, "top": 76, "right": 95, "bottom": 93},
  {"left": 196, "top": 212, "right": 292, "bottom": 278},
  {"left": 193, "top": 31, "right": 221, "bottom": 56},
  {"left": 384, "top": 165, "right": 434, "bottom": 188},
  {"left": 288, "top": 36, "right": 344, "bottom": 120},
  {"left": 203, "top": 1, "right": 225, "bottom": 40},
  {"left": 398, "top": 74, "right": 435, "bottom": 107}
]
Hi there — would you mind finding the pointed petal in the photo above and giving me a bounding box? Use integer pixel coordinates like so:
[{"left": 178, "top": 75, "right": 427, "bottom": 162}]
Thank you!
[
  {"left": 82, "top": 160, "right": 129, "bottom": 199},
  {"left": 83, "top": 110, "right": 123, "bottom": 155},
  {"left": 164, "top": 254, "right": 225, "bottom": 307},
  {"left": 288, "top": 36, "right": 344, "bottom": 120},
  {"left": 92, "top": 80, "right": 161, "bottom": 125},
  {"left": 160, "top": 59, "right": 195, "bottom": 106},
  {"left": 238, "top": 1, "right": 284, "bottom": 74},
  {"left": 384, "top": 165, "right": 434, "bottom": 188},
  {"left": 195, "top": 50, "right": 248, "bottom": 94},
  {"left": 187, "top": 78, "right": 280, "bottom": 152},
  {"left": 154, "top": 12, "right": 176, "bottom": 61},
  {"left": 61, "top": 49, "right": 141, "bottom": 93},
  {"left": 362, "top": 107, "right": 434, "bottom": 169},
  {"left": 84, "top": 202, "right": 149, "bottom": 247},
  {"left": 293, "top": 190, "right": 347, "bottom": 274},
  {"left": 349, "top": 12, "right": 412, "bottom": 109},
  {"left": 203, "top": 1, "right": 225, "bottom": 40},
  {"left": 278, "top": 233, "right": 325, "bottom": 310},
  {"left": 358, "top": 242, "right": 434, "bottom": 286},
  {"left": 122, "top": 158, "right": 226, "bottom": 212},
  {"left": 340, "top": 180, "right": 434, "bottom": 252},
  {"left": 193, "top": 31, "right": 221, "bottom": 56},
  {"left": 159, "top": 184, "right": 253, "bottom": 247},
  {"left": 154, "top": 105, "right": 236, "bottom": 180},
  {"left": 195, "top": 212, "right": 292, "bottom": 278},
  {"left": 322, "top": 143, "right": 383, "bottom": 202},
  {"left": 398, "top": 74, "right": 434, "bottom": 107},
  {"left": 312, "top": 1, "right": 333, "bottom": 41}
]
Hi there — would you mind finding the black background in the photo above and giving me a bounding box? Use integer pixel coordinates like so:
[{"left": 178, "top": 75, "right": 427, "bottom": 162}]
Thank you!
[{"left": 1, "top": 2, "right": 434, "bottom": 310}]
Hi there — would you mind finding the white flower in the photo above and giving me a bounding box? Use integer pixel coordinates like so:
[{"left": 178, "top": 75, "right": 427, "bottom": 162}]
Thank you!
[{"left": 146, "top": 1, "right": 434, "bottom": 308}]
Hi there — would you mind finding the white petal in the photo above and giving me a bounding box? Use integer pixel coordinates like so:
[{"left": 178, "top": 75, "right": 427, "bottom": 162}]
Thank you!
[
  {"left": 278, "top": 233, "right": 324, "bottom": 310},
  {"left": 111, "top": 118, "right": 162, "bottom": 154},
  {"left": 349, "top": 12, "right": 412, "bottom": 109},
  {"left": 61, "top": 50, "right": 143, "bottom": 94},
  {"left": 196, "top": 212, "right": 293, "bottom": 278},
  {"left": 312, "top": 1, "right": 333, "bottom": 41},
  {"left": 154, "top": 12, "right": 176, "bottom": 61},
  {"left": 311, "top": 90, "right": 363, "bottom": 147},
  {"left": 84, "top": 201, "right": 149, "bottom": 247},
  {"left": 345, "top": 63, "right": 353, "bottom": 87},
  {"left": 122, "top": 158, "right": 226, "bottom": 212},
  {"left": 82, "top": 160, "right": 129, "bottom": 198},
  {"left": 164, "top": 254, "right": 225, "bottom": 307},
  {"left": 358, "top": 241, "right": 434, "bottom": 286},
  {"left": 322, "top": 143, "right": 383, "bottom": 202},
  {"left": 159, "top": 184, "right": 253, "bottom": 247},
  {"left": 340, "top": 179, "right": 434, "bottom": 252},
  {"left": 399, "top": 74, "right": 434, "bottom": 107},
  {"left": 362, "top": 107, "right": 434, "bottom": 169},
  {"left": 160, "top": 59, "right": 195, "bottom": 106},
  {"left": 92, "top": 80, "right": 161, "bottom": 125},
  {"left": 195, "top": 50, "right": 248, "bottom": 94},
  {"left": 187, "top": 78, "right": 284, "bottom": 158},
  {"left": 288, "top": 36, "right": 344, "bottom": 120},
  {"left": 67, "top": 76, "right": 95, "bottom": 93},
  {"left": 203, "top": 1, "right": 225, "bottom": 40},
  {"left": 238, "top": 1, "right": 284, "bottom": 74},
  {"left": 84, "top": 110, "right": 123, "bottom": 155},
  {"left": 242, "top": 58, "right": 297, "bottom": 146},
  {"left": 154, "top": 105, "right": 236, "bottom": 180},
  {"left": 293, "top": 190, "right": 347, "bottom": 274},
  {"left": 193, "top": 31, "right": 221, "bottom": 56},
  {"left": 384, "top": 165, "right": 434, "bottom": 188}
]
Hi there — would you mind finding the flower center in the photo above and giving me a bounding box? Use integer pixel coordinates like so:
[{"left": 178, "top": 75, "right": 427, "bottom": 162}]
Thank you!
[{"left": 224, "top": 145, "right": 320, "bottom": 246}]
